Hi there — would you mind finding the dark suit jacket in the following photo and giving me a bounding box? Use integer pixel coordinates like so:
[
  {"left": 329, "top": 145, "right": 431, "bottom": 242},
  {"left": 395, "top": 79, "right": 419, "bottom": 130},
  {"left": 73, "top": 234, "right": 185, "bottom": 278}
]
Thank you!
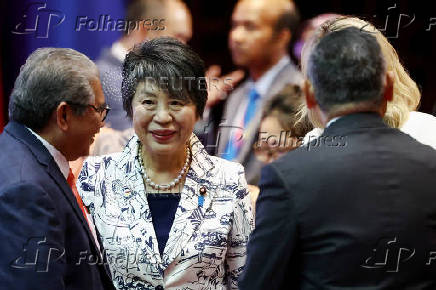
[
  {"left": 239, "top": 112, "right": 436, "bottom": 290},
  {"left": 0, "top": 122, "right": 115, "bottom": 290}
]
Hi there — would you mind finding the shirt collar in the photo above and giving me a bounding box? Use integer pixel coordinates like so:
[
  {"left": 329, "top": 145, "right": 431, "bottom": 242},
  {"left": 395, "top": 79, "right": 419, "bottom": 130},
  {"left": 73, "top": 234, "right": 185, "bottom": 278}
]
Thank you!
[
  {"left": 26, "top": 127, "right": 70, "bottom": 179},
  {"left": 326, "top": 116, "right": 342, "bottom": 128},
  {"left": 111, "top": 41, "right": 128, "bottom": 63},
  {"left": 252, "top": 55, "right": 290, "bottom": 97}
]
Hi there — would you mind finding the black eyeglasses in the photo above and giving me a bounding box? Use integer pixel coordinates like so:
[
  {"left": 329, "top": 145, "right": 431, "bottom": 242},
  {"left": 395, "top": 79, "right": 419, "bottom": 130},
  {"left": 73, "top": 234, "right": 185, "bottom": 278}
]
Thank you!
[{"left": 67, "top": 102, "right": 111, "bottom": 122}]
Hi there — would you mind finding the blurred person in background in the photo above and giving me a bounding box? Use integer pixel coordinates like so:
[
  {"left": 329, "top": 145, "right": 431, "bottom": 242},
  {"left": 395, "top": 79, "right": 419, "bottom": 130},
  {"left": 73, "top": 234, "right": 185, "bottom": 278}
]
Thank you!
[
  {"left": 248, "top": 84, "right": 312, "bottom": 208},
  {"left": 209, "top": 0, "right": 303, "bottom": 185},
  {"left": 254, "top": 84, "right": 312, "bottom": 164},
  {"left": 292, "top": 13, "right": 340, "bottom": 63}
]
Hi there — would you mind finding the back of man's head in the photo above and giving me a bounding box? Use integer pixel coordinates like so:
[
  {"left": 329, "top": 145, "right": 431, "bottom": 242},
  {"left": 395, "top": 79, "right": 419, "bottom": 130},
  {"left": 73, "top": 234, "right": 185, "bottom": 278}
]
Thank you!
[
  {"left": 307, "top": 27, "right": 386, "bottom": 115},
  {"left": 9, "top": 48, "right": 98, "bottom": 132}
]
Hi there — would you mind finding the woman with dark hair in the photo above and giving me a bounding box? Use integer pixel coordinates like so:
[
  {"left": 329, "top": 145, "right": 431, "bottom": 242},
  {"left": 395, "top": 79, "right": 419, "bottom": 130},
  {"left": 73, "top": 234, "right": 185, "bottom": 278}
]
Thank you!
[{"left": 77, "top": 37, "right": 253, "bottom": 289}]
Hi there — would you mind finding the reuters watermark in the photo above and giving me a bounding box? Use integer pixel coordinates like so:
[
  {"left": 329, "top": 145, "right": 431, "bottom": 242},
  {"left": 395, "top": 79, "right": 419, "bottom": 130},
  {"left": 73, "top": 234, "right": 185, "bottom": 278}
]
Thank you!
[{"left": 139, "top": 76, "right": 235, "bottom": 93}]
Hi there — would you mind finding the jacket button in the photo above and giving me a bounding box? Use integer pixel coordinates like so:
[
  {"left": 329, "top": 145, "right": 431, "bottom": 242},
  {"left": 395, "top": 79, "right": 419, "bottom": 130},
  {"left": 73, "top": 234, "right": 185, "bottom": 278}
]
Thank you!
[{"left": 155, "top": 286, "right": 164, "bottom": 290}]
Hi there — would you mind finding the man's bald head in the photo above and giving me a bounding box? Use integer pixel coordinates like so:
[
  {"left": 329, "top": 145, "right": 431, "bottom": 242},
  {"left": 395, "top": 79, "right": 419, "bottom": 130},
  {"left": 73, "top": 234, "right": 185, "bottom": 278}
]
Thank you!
[
  {"left": 165, "top": 0, "right": 192, "bottom": 43},
  {"left": 236, "top": 0, "right": 299, "bottom": 35},
  {"left": 122, "top": 0, "right": 192, "bottom": 44},
  {"left": 229, "top": 0, "right": 299, "bottom": 76}
]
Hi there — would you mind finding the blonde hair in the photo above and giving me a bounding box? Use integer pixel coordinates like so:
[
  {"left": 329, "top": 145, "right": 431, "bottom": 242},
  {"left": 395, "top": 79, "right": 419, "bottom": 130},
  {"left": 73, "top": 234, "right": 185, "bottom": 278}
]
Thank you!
[{"left": 299, "top": 16, "right": 421, "bottom": 128}]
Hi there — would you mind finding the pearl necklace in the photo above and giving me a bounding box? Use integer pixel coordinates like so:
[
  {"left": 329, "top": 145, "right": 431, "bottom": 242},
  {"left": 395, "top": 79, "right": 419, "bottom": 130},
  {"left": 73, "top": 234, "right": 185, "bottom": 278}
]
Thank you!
[{"left": 137, "top": 143, "right": 191, "bottom": 191}]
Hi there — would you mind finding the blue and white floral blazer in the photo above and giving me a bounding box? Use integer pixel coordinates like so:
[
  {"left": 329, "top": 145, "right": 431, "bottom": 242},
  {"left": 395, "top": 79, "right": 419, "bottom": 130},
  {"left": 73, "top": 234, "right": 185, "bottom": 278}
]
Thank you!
[{"left": 77, "top": 134, "right": 254, "bottom": 290}]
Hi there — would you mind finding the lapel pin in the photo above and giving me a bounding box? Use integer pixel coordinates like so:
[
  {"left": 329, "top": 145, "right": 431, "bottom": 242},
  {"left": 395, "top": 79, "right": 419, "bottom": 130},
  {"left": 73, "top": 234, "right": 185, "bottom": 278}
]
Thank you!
[{"left": 198, "top": 186, "right": 207, "bottom": 207}]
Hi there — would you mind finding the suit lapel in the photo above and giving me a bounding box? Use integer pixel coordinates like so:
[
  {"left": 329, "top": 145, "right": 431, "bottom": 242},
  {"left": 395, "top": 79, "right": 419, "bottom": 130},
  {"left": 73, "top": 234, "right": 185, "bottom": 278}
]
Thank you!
[
  {"left": 46, "top": 161, "right": 102, "bottom": 253},
  {"left": 115, "top": 136, "right": 164, "bottom": 266},
  {"left": 5, "top": 122, "right": 102, "bottom": 258},
  {"left": 217, "top": 82, "right": 251, "bottom": 155},
  {"left": 219, "top": 61, "right": 303, "bottom": 163},
  {"left": 161, "top": 135, "right": 217, "bottom": 268},
  {"left": 113, "top": 134, "right": 221, "bottom": 269},
  {"left": 237, "top": 61, "right": 303, "bottom": 164}
]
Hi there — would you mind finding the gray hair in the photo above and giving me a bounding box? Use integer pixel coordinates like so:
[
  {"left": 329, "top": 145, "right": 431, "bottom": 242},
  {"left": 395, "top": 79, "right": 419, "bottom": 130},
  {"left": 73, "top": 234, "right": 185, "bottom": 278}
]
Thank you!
[
  {"left": 9, "top": 47, "right": 99, "bottom": 131},
  {"left": 307, "top": 26, "right": 386, "bottom": 114}
]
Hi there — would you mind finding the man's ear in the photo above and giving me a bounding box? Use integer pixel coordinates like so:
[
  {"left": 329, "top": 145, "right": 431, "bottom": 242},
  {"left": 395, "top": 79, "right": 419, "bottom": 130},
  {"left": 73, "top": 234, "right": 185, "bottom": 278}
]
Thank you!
[
  {"left": 304, "top": 80, "right": 317, "bottom": 109},
  {"left": 278, "top": 29, "right": 291, "bottom": 47},
  {"left": 56, "top": 102, "right": 70, "bottom": 131},
  {"left": 384, "top": 71, "right": 394, "bottom": 102}
]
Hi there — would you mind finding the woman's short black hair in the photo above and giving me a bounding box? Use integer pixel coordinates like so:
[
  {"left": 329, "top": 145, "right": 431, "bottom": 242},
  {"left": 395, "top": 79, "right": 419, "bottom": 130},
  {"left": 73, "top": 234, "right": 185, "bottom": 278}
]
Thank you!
[{"left": 122, "top": 37, "right": 208, "bottom": 118}]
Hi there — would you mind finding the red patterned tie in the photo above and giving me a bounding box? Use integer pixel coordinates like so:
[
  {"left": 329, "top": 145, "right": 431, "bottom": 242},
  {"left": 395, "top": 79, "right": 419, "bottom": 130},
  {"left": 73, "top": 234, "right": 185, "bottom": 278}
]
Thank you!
[
  {"left": 67, "top": 169, "right": 90, "bottom": 225},
  {"left": 67, "top": 169, "right": 101, "bottom": 250}
]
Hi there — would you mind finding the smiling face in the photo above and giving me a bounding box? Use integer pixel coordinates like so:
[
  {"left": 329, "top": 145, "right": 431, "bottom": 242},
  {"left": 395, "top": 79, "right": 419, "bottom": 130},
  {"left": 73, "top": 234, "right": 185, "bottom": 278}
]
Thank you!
[
  {"left": 66, "top": 79, "right": 106, "bottom": 160},
  {"left": 132, "top": 81, "right": 199, "bottom": 158}
]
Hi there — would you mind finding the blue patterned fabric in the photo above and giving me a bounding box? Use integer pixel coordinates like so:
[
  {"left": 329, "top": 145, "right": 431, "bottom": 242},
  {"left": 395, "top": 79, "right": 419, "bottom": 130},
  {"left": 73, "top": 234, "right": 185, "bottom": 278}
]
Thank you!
[{"left": 77, "top": 134, "right": 254, "bottom": 289}]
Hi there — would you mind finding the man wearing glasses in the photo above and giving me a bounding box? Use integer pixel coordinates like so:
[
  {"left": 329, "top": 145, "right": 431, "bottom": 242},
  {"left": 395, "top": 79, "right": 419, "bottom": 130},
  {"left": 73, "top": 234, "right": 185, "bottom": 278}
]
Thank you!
[{"left": 0, "top": 48, "right": 114, "bottom": 290}]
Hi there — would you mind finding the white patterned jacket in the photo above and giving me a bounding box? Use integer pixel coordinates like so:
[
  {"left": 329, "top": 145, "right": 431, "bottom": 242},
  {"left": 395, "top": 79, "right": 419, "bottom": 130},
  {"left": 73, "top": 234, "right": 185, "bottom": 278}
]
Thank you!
[{"left": 77, "top": 134, "right": 254, "bottom": 290}]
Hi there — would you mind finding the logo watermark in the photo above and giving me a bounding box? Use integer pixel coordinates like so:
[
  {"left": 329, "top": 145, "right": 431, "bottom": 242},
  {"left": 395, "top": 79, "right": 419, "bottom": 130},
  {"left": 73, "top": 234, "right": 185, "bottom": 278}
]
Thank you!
[
  {"left": 367, "top": 3, "right": 436, "bottom": 39},
  {"left": 12, "top": 2, "right": 65, "bottom": 38},
  {"left": 10, "top": 237, "right": 65, "bottom": 272},
  {"left": 361, "top": 237, "right": 436, "bottom": 272}
]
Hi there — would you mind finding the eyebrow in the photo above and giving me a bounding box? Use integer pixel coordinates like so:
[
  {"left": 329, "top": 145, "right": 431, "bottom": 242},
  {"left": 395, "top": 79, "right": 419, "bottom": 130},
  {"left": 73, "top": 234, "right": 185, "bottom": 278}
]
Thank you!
[{"left": 136, "top": 89, "right": 158, "bottom": 98}]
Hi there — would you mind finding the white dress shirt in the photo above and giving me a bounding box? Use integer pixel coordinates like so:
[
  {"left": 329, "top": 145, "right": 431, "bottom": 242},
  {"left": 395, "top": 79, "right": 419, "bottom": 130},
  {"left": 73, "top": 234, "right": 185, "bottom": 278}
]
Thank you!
[{"left": 401, "top": 111, "right": 436, "bottom": 150}]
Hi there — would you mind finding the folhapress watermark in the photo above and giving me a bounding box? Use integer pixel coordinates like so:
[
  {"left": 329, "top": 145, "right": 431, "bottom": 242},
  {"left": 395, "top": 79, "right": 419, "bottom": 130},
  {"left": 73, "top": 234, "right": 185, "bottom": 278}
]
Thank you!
[{"left": 75, "top": 15, "right": 165, "bottom": 33}]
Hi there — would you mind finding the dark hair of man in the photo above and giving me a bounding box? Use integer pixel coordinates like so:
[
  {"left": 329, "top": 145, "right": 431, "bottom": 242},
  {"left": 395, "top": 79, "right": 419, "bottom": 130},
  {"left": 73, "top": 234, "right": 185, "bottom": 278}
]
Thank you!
[
  {"left": 262, "top": 84, "right": 312, "bottom": 137},
  {"left": 306, "top": 26, "right": 386, "bottom": 114},
  {"left": 124, "top": 0, "right": 166, "bottom": 35},
  {"left": 121, "top": 37, "right": 208, "bottom": 118},
  {"left": 9, "top": 47, "right": 98, "bottom": 131}
]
